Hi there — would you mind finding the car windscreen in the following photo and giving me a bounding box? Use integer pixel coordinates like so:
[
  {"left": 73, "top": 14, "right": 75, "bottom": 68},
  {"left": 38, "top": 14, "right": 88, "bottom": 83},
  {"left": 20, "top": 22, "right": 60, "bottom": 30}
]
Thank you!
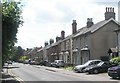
[
  {"left": 83, "top": 61, "right": 92, "bottom": 66},
  {"left": 97, "top": 62, "right": 104, "bottom": 66}
]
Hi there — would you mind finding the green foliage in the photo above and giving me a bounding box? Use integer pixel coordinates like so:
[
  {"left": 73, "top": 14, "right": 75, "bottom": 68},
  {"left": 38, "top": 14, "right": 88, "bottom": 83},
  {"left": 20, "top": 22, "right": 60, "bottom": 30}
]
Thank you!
[
  {"left": 110, "top": 57, "right": 120, "bottom": 65},
  {"left": 17, "top": 46, "right": 23, "bottom": 56},
  {"left": 9, "top": 46, "right": 18, "bottom": 61},
  {"left": 64, "top": 66, "right": 74, "bottom": 71},
  {"left": 19, "top": 56, "right": 28, "bottom": 62},
  {"left": 2, "top": 1, "right": 23, "bottom": 66}
]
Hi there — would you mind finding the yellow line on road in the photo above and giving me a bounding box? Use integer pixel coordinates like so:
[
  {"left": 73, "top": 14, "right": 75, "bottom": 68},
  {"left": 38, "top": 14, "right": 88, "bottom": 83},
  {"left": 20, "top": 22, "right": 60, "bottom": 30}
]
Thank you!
[{"left": 8, "top": 68, "right": 25, "bottom": 83}]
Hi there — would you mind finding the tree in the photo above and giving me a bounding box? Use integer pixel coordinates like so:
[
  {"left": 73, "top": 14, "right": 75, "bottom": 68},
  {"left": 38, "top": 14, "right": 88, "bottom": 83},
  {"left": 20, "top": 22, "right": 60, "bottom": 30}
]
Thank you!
[
  {"left": 8, "top": 46, "right": 24, "bottom": 62},
  {"left": 2, "top": 0, "right": 23, "bottom": 66},
  {"left": 9, "top": 46, "right": 18, "bottom": 61},
  {"left": 17, "top": 46, "right": 24, "bottom": 60}
]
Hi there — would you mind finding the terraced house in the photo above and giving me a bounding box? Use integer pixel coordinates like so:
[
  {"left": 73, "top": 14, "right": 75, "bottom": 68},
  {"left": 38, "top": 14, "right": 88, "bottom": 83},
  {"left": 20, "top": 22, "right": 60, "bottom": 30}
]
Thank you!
[{"left": 29, "top": 7, "right": 120, "bottom": 65}]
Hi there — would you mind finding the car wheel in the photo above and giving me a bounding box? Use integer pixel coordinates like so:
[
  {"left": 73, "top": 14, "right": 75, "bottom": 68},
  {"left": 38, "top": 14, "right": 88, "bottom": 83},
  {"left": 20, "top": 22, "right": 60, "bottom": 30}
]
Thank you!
[
  {"left": 112, "top": 77, "right": 116, "bottom": 79},
  {"left": 88, "top": 71, "right": 91, "bottom": 74},
  {"left": 88, "top": 71, "right": 92, "bottom": 74},
  {"left": 93, "top": 69, "right": 98, "bottom": 74},
  {"left": 74, "top": 70, "right": 79, "bottom": 73},
  {"left": 119, "top": 76, "right": 120, "bottom": 79}
]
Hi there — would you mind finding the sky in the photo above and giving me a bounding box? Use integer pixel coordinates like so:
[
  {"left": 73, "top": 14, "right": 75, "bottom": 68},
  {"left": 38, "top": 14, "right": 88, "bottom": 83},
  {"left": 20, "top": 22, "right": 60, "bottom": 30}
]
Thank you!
[{"left": 15, "top": 0, "right": 120, "bottom": 49}]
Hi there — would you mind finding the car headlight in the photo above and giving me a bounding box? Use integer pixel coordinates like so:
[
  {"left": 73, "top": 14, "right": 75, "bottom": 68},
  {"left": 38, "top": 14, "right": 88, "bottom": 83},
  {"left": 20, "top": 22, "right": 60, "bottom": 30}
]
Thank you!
[{"left": 74, "top": 67, "right": 79, "bottom": 70}]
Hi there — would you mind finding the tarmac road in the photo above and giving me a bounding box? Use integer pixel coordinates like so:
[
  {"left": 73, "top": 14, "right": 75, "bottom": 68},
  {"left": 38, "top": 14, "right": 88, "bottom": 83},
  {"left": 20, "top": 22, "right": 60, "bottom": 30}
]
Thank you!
[{"left": 2, "top": 62, "right": 120, "bottom": 83}]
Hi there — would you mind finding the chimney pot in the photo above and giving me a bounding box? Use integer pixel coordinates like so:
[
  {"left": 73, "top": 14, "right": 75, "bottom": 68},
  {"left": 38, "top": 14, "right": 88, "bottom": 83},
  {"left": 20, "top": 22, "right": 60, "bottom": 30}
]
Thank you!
[
  {"left": 73, "top": 20, "right": 76, "bottom": 23},
  {"left": 106, "top": 7, "right": 107, "bottom": 12},
  {"left": 110, "top": 7, "right": 112, "bottom": 12},
  {"left": 113, "top": 8, "right": 114, "bottom": 12}
]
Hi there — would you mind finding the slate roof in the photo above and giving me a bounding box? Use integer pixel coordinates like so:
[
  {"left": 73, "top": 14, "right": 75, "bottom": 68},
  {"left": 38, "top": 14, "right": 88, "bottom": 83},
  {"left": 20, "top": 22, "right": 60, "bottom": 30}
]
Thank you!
[
  {"left": 74, "top": 18, "right": 120, "bottom": 38},
  {"left": 45, "top": 35, "right": 74, "bottom": 49},
  {"left": 44, "top": 18, "right": 120, "bottom": 49},
  {"left": 45, "top": 45, "right": 51, "bottom": 49}
]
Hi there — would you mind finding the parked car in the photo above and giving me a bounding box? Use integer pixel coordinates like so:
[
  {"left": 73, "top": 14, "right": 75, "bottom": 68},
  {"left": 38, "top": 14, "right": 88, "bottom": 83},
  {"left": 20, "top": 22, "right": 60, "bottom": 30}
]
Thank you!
[
  {"left": 24, "top": 60, "right": 30, "bottom": 64},
  {"left": 84, "top": 61, "right": 111, "bottom": 74},
  {"left": 29, "top": 60, "right": 36, "bottom": 65},
  {"left": 73, "top": 60, "right": 102, "bottom": 73},
  {"left": 7, "top": 60, "right": 12, "bottom": 65},
  {"left": 50, "top": 60, "right": 65, "bottom": 68},
  {"left": 108, "top": 65, "right": 120, "bottom": 79},
  {"left": 38, "top": 60, "right": 50, "bottom": 66}
]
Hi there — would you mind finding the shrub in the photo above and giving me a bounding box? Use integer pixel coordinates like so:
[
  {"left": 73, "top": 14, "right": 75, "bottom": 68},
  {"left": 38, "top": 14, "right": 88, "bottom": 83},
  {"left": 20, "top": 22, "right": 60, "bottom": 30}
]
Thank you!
[{"left": 110, "top": 57, "right": 120, "bottom": 65}]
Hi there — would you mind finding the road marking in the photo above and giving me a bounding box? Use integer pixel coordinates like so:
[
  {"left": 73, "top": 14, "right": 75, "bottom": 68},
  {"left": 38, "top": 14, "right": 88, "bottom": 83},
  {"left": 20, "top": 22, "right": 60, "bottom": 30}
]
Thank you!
[{"left": 8, "top": 68, "right": 25, "bottom": 83}]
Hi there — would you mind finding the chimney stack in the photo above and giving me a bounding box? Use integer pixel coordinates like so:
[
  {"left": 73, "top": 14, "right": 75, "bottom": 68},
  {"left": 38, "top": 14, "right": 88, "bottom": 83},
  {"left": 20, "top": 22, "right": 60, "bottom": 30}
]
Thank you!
[
  {"left": 61, "top": 30, "right": 65, "bottom": 40},
  {"left": 44, "top": 41, "right": 48, "bottom": 46},
  {"left": 105, "top": 7, "right": 115, "bottom": 20},
  {"left": 72, "top": 20, "right": 77, "bottom": 34},
  {"left": 49, "top": 39, "right": 54, "bottom": 45},
  {"left": 56, "top": 36, "right": 61, "bottom": 42},
  {"left": 87, "top": 18, "right": 94, "bottom": 28}
]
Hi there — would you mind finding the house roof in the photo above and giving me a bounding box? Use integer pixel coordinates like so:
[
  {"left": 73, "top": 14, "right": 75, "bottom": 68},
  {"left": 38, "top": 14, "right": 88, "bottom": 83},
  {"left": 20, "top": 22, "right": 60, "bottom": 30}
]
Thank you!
[
  {"left": 109, "top": 48, "right": 117, "bottom": 53},
  {"left": 45, "top": 35, "right": 74, "bottom": 49},
  {"left": 45, "top": 45, "right": 51, "bottom": 50},
  {"left": 45, "top": 40, "right": 61, "bottom": 49},
  {"left": 74, "top": 18, "right": 120, "bottom": 38},
  {"left": 28, "top": 47, "right": 42, "bottom": 54},
  {"left": 64, "top": 34, "right": 73, "bottom": 40},
  {"left": 51, "top": 40, "right": 61, "bottom": 47},
  {"left": 37, "top": 48, "right": 43, "bottom": 52}
]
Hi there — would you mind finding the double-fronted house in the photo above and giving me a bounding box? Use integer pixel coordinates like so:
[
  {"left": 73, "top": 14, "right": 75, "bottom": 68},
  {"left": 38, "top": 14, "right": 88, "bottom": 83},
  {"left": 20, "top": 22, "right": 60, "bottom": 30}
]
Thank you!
[{"left": 72, "top": 7, "right": 120, "bottom": 65}]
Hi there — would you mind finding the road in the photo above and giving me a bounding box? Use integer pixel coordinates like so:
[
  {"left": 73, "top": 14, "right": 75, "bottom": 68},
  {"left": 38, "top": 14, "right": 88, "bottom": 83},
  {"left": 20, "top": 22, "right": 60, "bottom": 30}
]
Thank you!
[{"left": 8, "top": 62, "right": 120, "bottom": 82}]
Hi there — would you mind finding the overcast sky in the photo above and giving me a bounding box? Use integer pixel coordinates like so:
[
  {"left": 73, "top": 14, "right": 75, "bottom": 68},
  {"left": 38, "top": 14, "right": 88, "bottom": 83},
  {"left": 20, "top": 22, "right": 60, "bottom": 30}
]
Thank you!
[{"left": 15, "top": 0, "right": 120, "bottom": 49}]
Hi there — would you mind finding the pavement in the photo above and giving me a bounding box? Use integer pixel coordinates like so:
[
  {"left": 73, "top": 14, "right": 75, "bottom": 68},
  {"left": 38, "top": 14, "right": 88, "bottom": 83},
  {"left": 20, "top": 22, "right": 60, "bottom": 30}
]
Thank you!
[{"left": 1, "top": 65, "right": 21, "bottom": 83}]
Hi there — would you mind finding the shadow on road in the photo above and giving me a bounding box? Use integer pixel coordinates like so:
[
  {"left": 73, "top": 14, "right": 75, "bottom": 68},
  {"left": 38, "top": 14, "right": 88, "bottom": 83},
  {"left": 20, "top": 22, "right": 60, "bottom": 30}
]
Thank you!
[
  {"left": 1, "top": 73, "right": 20, "bottom": 83},
  {"left": 3, "top": 66, "right": 19, "bottom": 69},
  {"left": 110, "top": 77, "right": 120, "bottom": 80}
]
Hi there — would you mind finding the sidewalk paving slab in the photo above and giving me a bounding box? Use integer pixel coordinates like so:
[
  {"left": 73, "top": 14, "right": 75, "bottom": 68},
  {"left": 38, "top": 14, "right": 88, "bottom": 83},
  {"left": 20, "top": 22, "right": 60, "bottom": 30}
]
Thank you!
[{"left": 1, "top": 66, "right": 20, "bottom": 83}]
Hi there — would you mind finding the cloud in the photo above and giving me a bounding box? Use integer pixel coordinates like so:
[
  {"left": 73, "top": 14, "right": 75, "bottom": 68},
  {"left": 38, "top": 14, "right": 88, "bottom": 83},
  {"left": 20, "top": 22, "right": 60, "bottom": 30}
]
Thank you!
[
  {"left": 15, "top": 0, "right": 118, "bottom": 49},
  {"left": 93, "top": 0, "right": 120, "bottom": 7}
]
